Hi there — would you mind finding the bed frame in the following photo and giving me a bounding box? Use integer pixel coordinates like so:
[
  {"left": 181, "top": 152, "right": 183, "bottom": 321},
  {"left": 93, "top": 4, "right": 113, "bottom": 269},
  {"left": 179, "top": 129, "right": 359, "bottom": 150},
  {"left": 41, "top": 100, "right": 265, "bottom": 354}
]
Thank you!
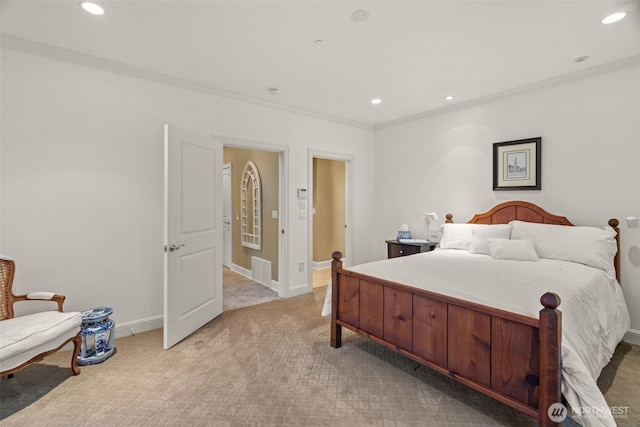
[{"left": 330, "top": 200, "right": 620, "bottom": 426}]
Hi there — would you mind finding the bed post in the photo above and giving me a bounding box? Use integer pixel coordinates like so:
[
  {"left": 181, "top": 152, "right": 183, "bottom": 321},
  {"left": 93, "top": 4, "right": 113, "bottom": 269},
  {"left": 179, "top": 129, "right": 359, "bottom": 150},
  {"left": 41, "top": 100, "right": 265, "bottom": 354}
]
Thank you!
[
  {"left": 445, "top": 213, "right": 454, "bottom": 223},
  {"left": 330, "top": 251, "right": 343, "bottom": 348},
  {"left": 609, "top": 218, "right": 620, "bottom": 282},
  {"left": 538, "top": 292, "right": 562, "bottom": 427}
]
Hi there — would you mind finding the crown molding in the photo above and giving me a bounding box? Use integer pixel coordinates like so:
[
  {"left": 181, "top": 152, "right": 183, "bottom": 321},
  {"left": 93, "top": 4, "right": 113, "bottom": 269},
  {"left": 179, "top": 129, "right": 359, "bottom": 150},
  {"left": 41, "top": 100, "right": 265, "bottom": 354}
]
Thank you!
[
  {"left": 0, "top": 34, "right": 374, "bottom": 131},
  {"left": 375, "top": 54, "right": 640, "bottom": 131},
  {"left": 4, "top": 33, "right": 637, "bottom": 133}
]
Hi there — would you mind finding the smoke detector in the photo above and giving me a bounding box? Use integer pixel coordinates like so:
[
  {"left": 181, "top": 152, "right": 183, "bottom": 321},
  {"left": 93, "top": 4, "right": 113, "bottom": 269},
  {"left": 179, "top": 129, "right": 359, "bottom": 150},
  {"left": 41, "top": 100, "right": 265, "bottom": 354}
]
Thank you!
[
  {"left": 267, "top": 88, "right": 280, "bottom": 96},
  {"left": 351, "top": 10, "right": 370, "bottom": 23}
]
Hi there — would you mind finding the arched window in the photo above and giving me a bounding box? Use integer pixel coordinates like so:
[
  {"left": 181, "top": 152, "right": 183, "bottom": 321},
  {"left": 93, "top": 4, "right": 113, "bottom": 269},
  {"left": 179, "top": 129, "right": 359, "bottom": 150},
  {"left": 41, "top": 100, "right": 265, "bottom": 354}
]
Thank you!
[{"left": 240, "top": 161, "right": 262, "bottom": 250}]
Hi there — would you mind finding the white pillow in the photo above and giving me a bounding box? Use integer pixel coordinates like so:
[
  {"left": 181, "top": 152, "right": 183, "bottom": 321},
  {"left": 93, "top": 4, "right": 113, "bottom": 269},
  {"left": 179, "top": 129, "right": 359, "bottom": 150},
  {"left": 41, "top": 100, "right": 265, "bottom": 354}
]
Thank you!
[
  {"left": 469, "top": 224, "right": 512, "bottom": 255},
  {"left": 440, "top": 223, "right": 513, "bottom": 251},
  {"left": 509, "top": 220, "right": 617, "bottom": 276},
  {"left": 439, "top": 223, "right": 474, "bottom": 250},
  {"left": 488, "top": 238, "right": 539, "bottom": 262}
]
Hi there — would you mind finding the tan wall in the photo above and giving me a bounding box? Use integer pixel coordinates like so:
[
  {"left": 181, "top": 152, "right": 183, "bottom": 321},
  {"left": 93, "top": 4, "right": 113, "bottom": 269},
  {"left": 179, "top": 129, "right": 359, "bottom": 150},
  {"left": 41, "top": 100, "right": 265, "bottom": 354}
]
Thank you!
[
  {"left": 313, "top": 158, "right": 345, "bottom": 262},
  {"left": 224, "top": 147, "right": 279, "bottom": 280}
]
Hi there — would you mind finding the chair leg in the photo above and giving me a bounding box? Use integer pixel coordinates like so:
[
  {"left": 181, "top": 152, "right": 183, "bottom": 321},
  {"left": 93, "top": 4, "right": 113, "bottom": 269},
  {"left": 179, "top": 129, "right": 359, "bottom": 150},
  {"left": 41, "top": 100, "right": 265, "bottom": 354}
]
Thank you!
[
  {"left": 8, "top": 373, "right": 13, "bottom": 378},
  {"left": 71, "top": 333, "right": 82, "bottom": 376}
]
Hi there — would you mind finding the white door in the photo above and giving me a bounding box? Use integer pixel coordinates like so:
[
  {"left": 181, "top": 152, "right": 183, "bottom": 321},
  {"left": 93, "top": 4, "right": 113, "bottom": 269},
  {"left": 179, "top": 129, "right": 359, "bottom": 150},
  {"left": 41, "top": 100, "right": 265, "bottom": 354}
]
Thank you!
[
  {"left": 222, "top": 163, "right": 232, "bottom": 268},
  {"left": 163, "top": 125, "right": 223, "bottom": 349}
]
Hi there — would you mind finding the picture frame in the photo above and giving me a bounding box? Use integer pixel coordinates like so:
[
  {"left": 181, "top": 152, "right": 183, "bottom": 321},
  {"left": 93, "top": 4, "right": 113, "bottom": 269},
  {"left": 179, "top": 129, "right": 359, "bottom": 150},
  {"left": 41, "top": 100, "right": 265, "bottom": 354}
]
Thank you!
[{"left": 493, "top": 137, "right": 541, "bottom": 191}]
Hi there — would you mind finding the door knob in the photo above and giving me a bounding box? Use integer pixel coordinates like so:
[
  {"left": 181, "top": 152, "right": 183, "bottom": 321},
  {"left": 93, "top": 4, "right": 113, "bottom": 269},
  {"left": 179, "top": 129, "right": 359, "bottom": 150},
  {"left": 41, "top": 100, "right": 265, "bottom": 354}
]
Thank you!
[{"left": 169, "top": 244, "right": 185, "bottom": 252}]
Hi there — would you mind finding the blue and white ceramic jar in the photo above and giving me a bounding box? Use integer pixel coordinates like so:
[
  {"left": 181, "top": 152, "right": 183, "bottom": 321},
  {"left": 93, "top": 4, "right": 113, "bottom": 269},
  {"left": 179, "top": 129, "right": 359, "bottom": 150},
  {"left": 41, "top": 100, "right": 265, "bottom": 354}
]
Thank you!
[{"left": 78, "top": 307, "right": 116, "bottom": 365}]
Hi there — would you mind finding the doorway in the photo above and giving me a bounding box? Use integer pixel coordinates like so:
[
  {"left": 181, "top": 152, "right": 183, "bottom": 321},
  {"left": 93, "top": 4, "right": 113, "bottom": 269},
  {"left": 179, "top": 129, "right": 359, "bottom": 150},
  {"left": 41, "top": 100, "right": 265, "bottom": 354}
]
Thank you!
[
  {"left": 309, "top": 151, "right": 353, "bottom": 290},
  {"left": 217, "top": 137, "right": 289, "bottom": 309}
]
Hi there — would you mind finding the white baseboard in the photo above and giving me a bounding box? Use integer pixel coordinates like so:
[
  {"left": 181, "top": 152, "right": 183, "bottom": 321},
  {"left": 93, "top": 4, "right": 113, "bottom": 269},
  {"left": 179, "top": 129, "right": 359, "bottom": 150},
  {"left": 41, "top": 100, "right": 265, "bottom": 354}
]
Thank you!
[
  {"left": 313, "top": 260, "right": 331, "bottom": 269},
  {"left": 623, "top": 329, "right": 640, "bottom": 346},
  {"left": 269, "top": 280, "right": 280, "bottom": 293},
  {"left": 286, "top": 283, "right": 312, "bottom": 298},
  {"left": 115, "top": 315, "right": 163, "bottom": 338},
  {"left": 313, "top": 258, "right": 346, "bottom": 270},
  {"left": 230, "top": 263, "right": 280, "bottom": 294},
  {"left": 59, "top": 315, "right": 163, "bottom": 350},
  {"left": 61, "top": 315, "right": 164, "bottom": 349},
  {"left": 230, "top": 263, "right": 252, "bottom": 279}
]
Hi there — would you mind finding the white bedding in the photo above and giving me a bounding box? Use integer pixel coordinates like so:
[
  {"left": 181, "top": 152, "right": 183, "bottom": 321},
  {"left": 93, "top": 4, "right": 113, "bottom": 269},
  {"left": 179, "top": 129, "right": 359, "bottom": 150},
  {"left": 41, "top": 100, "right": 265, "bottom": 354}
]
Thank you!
[{"left": 345, "top": 249, "right": 630, "bottom": 427}]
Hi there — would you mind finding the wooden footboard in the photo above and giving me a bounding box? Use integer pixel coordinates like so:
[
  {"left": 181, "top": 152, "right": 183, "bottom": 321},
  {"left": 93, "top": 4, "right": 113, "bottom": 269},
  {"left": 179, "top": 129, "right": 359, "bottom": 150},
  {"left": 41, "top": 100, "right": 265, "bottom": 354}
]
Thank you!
[{"left": 330, "top": 251, "right": 562, "bottom": 426}]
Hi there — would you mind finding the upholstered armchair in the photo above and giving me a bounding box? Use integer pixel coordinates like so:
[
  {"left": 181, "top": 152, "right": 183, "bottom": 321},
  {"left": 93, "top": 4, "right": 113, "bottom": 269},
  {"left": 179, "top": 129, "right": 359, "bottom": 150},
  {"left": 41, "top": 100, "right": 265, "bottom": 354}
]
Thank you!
[{"left": 0, "top": 255, "right": 82, "bottom": 377}]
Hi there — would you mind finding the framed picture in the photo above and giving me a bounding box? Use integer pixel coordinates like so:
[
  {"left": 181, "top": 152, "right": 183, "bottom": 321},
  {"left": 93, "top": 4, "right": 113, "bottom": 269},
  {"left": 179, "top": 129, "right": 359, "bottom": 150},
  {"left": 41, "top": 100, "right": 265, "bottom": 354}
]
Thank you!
[{"left": 493, "top": 137, "right": 541, "bottom": 191}]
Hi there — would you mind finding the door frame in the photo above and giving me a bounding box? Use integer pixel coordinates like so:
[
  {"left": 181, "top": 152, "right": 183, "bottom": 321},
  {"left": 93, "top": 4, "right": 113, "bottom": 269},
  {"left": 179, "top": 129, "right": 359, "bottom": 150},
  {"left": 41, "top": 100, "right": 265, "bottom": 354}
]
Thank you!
[
  {"left": 308, "top": 150, "right": 354, "bottom": 288},
  {"left": 222, "top": 163, "right": 232, "bottom": 268},
  {"left": 212, "top": 134, "right": 289, "bottom": 297}
]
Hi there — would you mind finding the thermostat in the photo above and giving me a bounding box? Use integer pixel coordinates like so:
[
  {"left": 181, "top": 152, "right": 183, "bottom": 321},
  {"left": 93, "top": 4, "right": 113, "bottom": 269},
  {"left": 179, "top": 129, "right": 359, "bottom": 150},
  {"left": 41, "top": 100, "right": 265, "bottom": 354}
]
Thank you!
[{"left": 297, "top": 188, "right": 307, "bottom": 200}]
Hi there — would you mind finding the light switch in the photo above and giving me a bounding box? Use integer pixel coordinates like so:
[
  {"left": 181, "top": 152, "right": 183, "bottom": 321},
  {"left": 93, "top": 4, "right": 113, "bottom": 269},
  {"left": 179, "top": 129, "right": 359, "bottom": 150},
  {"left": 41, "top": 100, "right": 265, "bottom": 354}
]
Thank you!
[
  {"left": 272, "top": 210, "right": 278, "bottom": 219},
  {"left": 299, "top": 211, "right": 306, "bottom": 220}
]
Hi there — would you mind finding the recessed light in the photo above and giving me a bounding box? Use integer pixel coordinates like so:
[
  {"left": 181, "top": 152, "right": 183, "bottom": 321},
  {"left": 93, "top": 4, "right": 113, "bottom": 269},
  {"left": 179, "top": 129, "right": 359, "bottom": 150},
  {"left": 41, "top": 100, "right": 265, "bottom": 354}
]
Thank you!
[
  {"left": 81, "top": 2, "right": 104, "bottom": 15},
  {"left": 602, "top": 12, "right": 626, "bottom": 24},
  {"left": 445, "top": 95, "right": 455, "bottom": 101},
  {"left": 574, "top": 56, "right": 590, "bottom": 63},
  {"left": 371, "top": 98, "right": 382, "bottom": 105}
]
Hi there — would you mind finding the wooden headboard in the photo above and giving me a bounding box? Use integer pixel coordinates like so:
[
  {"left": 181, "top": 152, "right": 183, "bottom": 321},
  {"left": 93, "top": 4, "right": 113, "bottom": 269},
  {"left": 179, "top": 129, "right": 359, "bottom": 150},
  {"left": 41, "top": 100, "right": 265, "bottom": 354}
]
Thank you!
[{"left": 445, "top": 200, "right": 621, "bottom": 282}]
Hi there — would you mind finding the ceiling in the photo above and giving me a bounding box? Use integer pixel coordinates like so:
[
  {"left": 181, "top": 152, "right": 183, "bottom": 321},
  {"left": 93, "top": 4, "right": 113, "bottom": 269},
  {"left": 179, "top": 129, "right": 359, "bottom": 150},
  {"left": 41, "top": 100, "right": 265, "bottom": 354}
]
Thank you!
[{"left": 1, "top": 1, "right": 639, "bottom": 128}]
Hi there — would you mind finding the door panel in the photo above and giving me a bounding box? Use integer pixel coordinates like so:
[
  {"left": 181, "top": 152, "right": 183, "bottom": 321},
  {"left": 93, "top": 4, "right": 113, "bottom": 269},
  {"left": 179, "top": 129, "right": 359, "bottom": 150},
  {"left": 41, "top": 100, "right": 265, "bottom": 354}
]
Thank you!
[
  {"left": 182, "top": 143, "right": 217, "bottom": 231},
  {"left": 180, "top": 249, "right": 216, "bottom": 314},
  {"left": 164, "top": 125, "right": 223, "bottom": 349}
]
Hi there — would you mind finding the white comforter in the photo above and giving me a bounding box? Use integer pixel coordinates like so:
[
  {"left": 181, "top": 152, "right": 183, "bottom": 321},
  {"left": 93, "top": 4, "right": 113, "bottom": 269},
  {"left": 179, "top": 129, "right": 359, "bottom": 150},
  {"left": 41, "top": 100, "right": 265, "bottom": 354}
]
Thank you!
[{"left": 346, "top": 249, "right": 630, "bottom": 427}]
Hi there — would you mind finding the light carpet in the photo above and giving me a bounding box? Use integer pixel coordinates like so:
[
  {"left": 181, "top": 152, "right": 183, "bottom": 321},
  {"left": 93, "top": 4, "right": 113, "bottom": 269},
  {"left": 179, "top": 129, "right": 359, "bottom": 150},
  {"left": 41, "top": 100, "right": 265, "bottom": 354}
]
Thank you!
[{"left": 1, "top": 286, "right": 638, "bottom": 426}]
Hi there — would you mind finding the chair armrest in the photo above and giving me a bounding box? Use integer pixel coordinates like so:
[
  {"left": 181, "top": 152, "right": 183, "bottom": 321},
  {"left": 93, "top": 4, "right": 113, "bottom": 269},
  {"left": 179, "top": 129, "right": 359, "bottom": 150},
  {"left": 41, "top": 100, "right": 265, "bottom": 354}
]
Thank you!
[{"left": 13, "top": 293, "right": 67, "bottom": 312}]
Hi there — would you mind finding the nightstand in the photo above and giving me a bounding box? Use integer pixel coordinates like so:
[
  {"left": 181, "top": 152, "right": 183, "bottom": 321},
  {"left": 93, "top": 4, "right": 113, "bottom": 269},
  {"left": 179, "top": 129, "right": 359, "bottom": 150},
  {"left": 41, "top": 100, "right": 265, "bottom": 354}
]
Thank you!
[{"left": 386, "top": 240, "right": 437, "bottom": 259}]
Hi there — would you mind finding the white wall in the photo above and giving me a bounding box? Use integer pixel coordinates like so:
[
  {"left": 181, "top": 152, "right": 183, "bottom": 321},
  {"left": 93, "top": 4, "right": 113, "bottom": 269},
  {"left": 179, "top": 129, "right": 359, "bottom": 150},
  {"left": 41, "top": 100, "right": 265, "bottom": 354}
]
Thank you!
[
  {"left": 3, "top": 45, "right": 638, "bottom": 342},
  {"left": 373, "top": 59, "right": 640, "bottom": 342},
  {"left": 0, "top": 48, "right": 376, "bottom": 333}
]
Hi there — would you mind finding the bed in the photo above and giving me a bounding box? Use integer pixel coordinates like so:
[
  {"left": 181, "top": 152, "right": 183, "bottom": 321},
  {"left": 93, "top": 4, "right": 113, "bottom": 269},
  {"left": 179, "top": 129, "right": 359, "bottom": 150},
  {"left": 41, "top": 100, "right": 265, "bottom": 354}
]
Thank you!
[{"left": 329, "top": 201, "right": 630, "bottom": 427}]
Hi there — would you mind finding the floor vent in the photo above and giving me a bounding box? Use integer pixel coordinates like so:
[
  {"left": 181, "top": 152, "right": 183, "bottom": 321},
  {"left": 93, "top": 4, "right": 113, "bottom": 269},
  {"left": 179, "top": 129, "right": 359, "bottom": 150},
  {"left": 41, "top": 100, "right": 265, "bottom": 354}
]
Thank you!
[{"left": 251, "top": 256, "right": 272, "bottom": 287}]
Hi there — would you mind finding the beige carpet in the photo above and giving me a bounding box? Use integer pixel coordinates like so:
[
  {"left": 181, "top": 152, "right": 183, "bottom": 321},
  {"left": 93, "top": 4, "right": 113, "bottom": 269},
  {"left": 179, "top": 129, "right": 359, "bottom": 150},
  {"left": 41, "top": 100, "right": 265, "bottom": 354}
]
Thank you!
[{"left": 1, "top": 286, "right": 638, "bottom": 426}]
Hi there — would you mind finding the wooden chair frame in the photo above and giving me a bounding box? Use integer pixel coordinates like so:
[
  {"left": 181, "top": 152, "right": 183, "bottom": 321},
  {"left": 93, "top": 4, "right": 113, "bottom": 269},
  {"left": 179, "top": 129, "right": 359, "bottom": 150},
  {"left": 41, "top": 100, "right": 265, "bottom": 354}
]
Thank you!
[{"left": 1, "top": 258, "right": 81, "bottom": 377}]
